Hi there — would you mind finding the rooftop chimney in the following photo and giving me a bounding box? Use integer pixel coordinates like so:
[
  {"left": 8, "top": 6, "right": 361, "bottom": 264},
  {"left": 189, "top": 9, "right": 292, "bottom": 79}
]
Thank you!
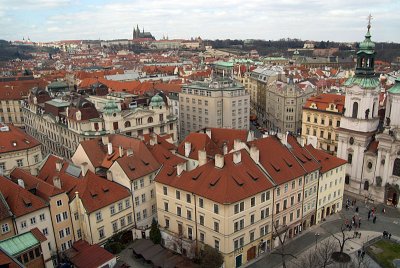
[
  {"left": 55, "top": 161, "right": 62, "bottom": 172},
  {"left": 233, "top": 151, "right": 242, "bottom": 164},
  {"left": 215, "top": 154, "right": 224, "bottom": 168},
  {"left": 184, "top": 142, "right": 191, "bottom": 157},
  {"left": 198, "top": 149, "right": 207, "bottom": 167},
  {"left": 119, "top": 146, "right": 124, "bottom": 157},
  {"left": 250, "top": 145, "right": 259, "bottom": 163},
  {"left": 233, "top": 139, "right": 244, "bottom": 151},
  {"left": 205, "top": 129, "right": 212, "bottom": 139},
  {"left": 81, "top": 162, "right": 88, "bottom": 176},
  {"left": 101, "top": 136, "right": 109, "bottom": 145},
  {"left": 222, "top": 143, "right": 228, "bottom": 155},
  {"left": 106, "top": 170, "right": 113, "bottom": 181},
  {"left": 107, "top": 142, "right": 113, "bottom": 155},
  {"left": 53, "top": 176, "right": 61, "bottom": 189},
  {"left": 150, "top": 133, "right": 158, "bottom": 146},
  {"left": 177, "top": 162, "right": 186, "bottom": 176},
  {"left": 17, "top": 179, "right": 25, "bottom": 189},
  {"left": 126, "top": 148, "right": 133, "bottom": 156}
]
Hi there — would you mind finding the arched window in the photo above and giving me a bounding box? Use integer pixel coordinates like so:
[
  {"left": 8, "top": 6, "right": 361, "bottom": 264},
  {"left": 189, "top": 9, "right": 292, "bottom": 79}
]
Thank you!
[
  {"left": 147, "top": 117, "right": 153, "bottom": 123},
  {"left": 372, "top": 103, "right": 375, "bottom": 118},
  {"left": 347, "top": 153, "right": 353, "bottom": 164},
  {"left": 352, "top": 102, "right": 358, "bottom": 118},
  {"left": 345, "top": 175, "right": 350, "bottom": 184},
  {"left": 124, "top": 121, "right": 131, "bottom": 128},
  {"left": 364, "top": 181, "right": 369, "bottom": 191},
  {"left": 393, "top": 158, "right": 400, "bottom": 177}
]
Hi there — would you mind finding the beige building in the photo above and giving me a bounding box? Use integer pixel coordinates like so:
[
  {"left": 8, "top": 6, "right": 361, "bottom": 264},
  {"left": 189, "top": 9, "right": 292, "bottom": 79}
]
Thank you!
[
  {"left": 23, "top": 88, "right": 177, "bottom": 159},
  {"left": 302, "top": 94, "right": 345, "bottom": 155},
  {"left": 156, "top": 148, "right": 274, "bottom": 268},
  {"left": 0, "top": 124, "right": 42, "bottom": 176},
  {"left": 10, "top": 168, "right": 75, "bottom": 253},
  {"left": 0, "top": 192, "right": 15, "bottom": 241},
  {"left": 179, "top": 78, "right": 250, "bottom": 138},
  {"left": 306, "top": 145, "right": 346, "bottom": 224},
  {"left": 36, "top": 155, "right": 134, "bottom": 246}
]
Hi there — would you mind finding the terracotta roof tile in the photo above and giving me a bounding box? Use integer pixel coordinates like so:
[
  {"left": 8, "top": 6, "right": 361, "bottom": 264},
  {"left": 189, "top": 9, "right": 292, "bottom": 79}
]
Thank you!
[
  {"left": 287, "top": 135, "right": 321, "bottom": 173},
  {"left": 65, "top": 240, "right": 115, "bottom": 268},
  {"left": 305, "top": 144, "right": 347, "bottom": 173},
  {"left": 0, "top": 124, "right": 41, "bottom": 154},
  {"left": 303, "top": 93, "right": 345, "bottom": 113}
]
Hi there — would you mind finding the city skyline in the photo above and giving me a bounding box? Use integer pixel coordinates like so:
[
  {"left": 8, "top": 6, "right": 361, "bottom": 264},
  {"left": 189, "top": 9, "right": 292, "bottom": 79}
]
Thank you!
[{"left": 0, "top": 0, "right": 399, "bottom": 43}]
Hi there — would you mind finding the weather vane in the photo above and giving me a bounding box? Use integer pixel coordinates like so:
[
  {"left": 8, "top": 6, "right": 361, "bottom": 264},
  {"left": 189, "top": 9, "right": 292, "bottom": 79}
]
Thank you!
[{"left": 367, "top": 14, "right": 373, "bottom": 30}]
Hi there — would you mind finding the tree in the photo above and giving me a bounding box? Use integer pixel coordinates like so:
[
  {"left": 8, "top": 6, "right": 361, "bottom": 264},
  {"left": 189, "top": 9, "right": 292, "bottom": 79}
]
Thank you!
[
  {"left": 292, "top": 238, "right": 336, "bottom": 268},
  {"left": 199, "top": 244, "right": 224, "bottom": 268},
  {"left": 271, "top": 223, "right": 296, "bottom": 268},
  {"left": 149, "top": 218, "right": 161, "bottom": 244},
  {"left": 330, "top": 223, "right": 353, "bottom": 253}
]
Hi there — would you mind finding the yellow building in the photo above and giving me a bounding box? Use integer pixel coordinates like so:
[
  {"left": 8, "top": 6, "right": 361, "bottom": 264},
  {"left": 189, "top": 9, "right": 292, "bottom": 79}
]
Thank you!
[
  {"left": 306, "top": 145, "right": 347, "bottom": 224},
  {"left": 302, "top": 94, "right": 345, "bottom": 155},
  {"left": 156, "top": 149, "right": 274, "bottom": 268}
]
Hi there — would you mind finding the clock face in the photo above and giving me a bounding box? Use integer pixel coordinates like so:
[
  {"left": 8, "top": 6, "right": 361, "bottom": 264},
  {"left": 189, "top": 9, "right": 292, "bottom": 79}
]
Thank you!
[{"left": 349, "top": 137, "right": 354, "bottom": 145}]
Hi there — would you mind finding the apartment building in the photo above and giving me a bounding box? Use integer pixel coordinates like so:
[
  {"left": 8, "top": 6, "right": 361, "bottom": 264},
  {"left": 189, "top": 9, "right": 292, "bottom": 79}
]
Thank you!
[
  {"left": 23, "top": 88, "right": 177, "bottom": 159},
  {"left": 0, "top": 192, "right": 15, "bottom": 241},
  {"left": 179, "top": 78, "right": 250, "bottom": 138},
  {"left": 155, "top": 148, "right": 274, "bottom": 268},
  {"left": 0, "top": 176, "right": 57, "bottom": 266},
  {"left": 0, "top": 124, "right": 43, "bottom": 176},
  {"left": 10, "top": 168, "right": 75, "bottom": 253},
  {"left": 36, "top": 155, "right": 134, "bottom": 245},
  {"left": 301, "top": 94, "right": 345, "bottom": 155},
  {"left": 306, "top": 145, "right": 347, "bottom": 224}
]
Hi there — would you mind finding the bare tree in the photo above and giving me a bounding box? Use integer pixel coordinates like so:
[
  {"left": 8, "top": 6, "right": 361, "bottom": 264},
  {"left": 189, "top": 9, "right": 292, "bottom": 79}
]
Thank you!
[
  {"left": 316, "top": 238, "right": 336, "bottom": 268},
  {"left": 271, "top": 223, "right": 296, "bottom": 268},
  {"left": 330, "top": 223, "right": 353, "bottom": 253}
]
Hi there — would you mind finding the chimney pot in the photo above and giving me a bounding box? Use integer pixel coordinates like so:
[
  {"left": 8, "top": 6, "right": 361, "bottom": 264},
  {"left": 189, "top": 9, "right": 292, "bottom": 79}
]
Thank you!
[
  {"left": 150, "top": 133, "right": 158, "bottom": 146},
  {"left": 101, "top": 136, "right": 109, "bottom": 145},
  {"left": 56, "top": 161, "right": 62, "bottom": 172},
  {"left": 250, "top": 146, "right": 259, "bottom": 163},
  {"left": 119, "top": 146, "right": 124, "bottom": 157},
  {"left": 233, "top": 151, "right": 241, "bottom": 164},
  {"left": 177, "top": 162, "right": 186, "bottom": 176},
  {"left": 107, "top": 142, "right": 113, "bottom": 155},
  {"left": 198, "top": 149, "right": 207, "bottom": 167},
  {"left": 53, "top": 176, "right": 62, "bottom": 189},
  {"left": 215, "top": 154, "right": 224, "bottom": 168},
  {"left": 184, "top": 142, "right": 191, "bottom": 157},
  {"left": 126, "top": 148, "right": 133, "bottom": 156}
]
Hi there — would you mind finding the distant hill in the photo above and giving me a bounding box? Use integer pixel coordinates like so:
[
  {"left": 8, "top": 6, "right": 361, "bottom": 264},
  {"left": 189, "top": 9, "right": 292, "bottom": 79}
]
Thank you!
[{"left": 0, "top": 40, "right": 59, "bottom": 61}]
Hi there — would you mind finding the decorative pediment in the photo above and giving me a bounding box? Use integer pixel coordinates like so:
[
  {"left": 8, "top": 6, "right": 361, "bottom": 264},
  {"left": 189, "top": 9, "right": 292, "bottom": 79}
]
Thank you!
[{"left": 124, "top": 108, "right": 155, "bottom": 119}]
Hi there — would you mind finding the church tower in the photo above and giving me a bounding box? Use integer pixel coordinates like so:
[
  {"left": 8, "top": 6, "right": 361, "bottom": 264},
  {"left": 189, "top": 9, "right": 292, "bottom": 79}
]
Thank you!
[{"left": 337, "top": 16, "right": 381, "bottom": 195}]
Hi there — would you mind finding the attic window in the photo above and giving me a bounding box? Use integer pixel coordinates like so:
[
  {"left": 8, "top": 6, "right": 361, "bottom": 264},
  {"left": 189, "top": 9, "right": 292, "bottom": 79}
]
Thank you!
[
  {"left": 12, "top": 142, "right": 17, "bottom": 147},
  {"left": 247, "top": 171, "right": 258, "bottom": 181},
  {"left": 232, "top": 175, "right": 244, "bottom": 186},
  {"left": 22, "top": 197, "right": 32, "bottom": 207},
  {"left": 271, "top": 163, "right": 280, "bottom": 172},
  {"left": 90, "top": 190, "right": 97, "bottom": 198},
  {"left": 209, "top": 176, "right": 220, "bottom": 187},
  {"left": 128, "top": 163, "right": 135, "bottom": 171},
  {"left": 141, "top": 159, "right": 149, "bottom": 166},
  {"left": 163, "top": 154, "right": 170, "bottom": 160},
  {"left": 283, "top": 159, "right": 293, "bottom": 167},
  {"left": 106, "top": 152, "right": 115, "bottom": 160},
  {"left": 302, "top": 153, "right": 312, "bottom": 161},
  {"left": 192, "top": 172, "right": 202, "bottom": 180},
  {"left": 167, "top": 169, "right": 174, "bottom": 176},
  {"left": 102, "top": 186, "right": 109, "bottom": 192}
]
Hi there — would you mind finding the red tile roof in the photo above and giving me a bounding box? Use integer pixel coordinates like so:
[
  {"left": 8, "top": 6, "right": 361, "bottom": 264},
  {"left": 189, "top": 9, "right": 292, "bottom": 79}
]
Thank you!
[
  {"left": 142, "top": 133, "right": 177, "bottom": 151},
  {"left": 10, "top": 168, "right": 64, "bottom": 201},
  {"left": 303, "top": 93, "right": 345, "bottom": 113},
  {"left": 305, "top": 144, "right": 347, "bottom": 173},
  {"left": 156, "top": 149, "right": 274, "bottom": 204},
  {"left": 0, "top": 176, "right": 47, "bottom": 217},
  {"left": 0, "top": 124, "right": 41, "bottom": 154},
  {"left": 199, "top": 128, "right": 249, "bottom": 152},
  {"left": 0, "top": 192, "right": 12, "bottom": 221},
  {"left": 248, "top": 136, "right": 307, "bottom": 185},
  {"left": 287, "top": 135, "right": 321, "bottom": 173},
  {"left": 177, "top": 133, "right": 220, "bottom": 160},
  {"left": 66, "top": 240, "right": 115, "bottom": 268},
  {"left": 37, "top": 155, "right": 131, "bottom": 213},
  {"left": 30, "top": 227, "right": 47, "bottom": 243},
  {"left": 0, "top": 250, "right": 20, "bottom": 268}
]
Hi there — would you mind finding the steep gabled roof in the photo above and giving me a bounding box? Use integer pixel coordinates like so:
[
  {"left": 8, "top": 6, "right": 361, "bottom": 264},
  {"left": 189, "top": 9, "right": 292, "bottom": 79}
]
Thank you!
[
  {"left": 248, "top": 136, "right": 307, "bottom": 185},
  {"left": 287, "top": 135, "right": 321, "bottom": 173},
  {"left": 305, "top": 144, "right": 347, "bottom": 173},
  {"left": 198, "top": 128, "right": 249, "bottom": 152},
  {"left": 177, "top": 133, "right": 220, "bottom": 160},
  {"left": 0, "top": 124, "right": 41, "bottom": 154},
  {"left": 156, "top": 149, "right": 274, "bottom": 204},
  {"left": 0, "top": 176, "right": 47, "bottom": 217}
]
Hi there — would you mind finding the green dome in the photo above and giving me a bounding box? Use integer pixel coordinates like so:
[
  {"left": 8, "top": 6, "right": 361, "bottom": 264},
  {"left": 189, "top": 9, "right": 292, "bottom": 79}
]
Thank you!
[
  {"left": 358, "top": 29, "right": 375, "bottom": 53},
  {"left": 150, "top": 94, "right": 165, "bottom": 107},
  {"left": 388, "top": 78, "right": 400, "bottom": 95},
  {"left": 103, "top": 100, "right": 120, "bottom": 115}
]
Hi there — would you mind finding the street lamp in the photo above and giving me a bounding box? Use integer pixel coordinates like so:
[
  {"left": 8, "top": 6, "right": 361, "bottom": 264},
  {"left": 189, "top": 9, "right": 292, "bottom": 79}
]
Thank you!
[{"left": 315, "top": 233, "right": 320, "bottom": 249}]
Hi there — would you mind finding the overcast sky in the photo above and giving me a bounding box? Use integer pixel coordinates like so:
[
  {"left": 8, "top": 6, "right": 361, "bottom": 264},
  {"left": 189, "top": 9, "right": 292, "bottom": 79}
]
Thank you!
[{"left": 0, "top": 0, "right": 399, "bottom": 42}]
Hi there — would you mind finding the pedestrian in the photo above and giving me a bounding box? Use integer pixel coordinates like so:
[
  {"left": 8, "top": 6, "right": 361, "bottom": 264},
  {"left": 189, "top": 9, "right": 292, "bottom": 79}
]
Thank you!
[
  {"left": 373, "top": 215, "right": 377, "bottom": 224},
  {"left": 368, "top": 210, "right": 371, "bottom": 221},
  {"left": 382, "top": 208, "right": 386, "bottom": 214},
  {"left": 389, "top": 233, "right": 392, "bottom": 239},
  {"left": 361, "top": 251, "right": 365, "bottom": 259},
  {"left": 357, "top": 249, "right": 361, "bottom": 258},
  {"left": 346, "top": 204, "right": 349, "bottom": 210},
  {"left": 356, "top": 206, "right": 359, "bottom": 213},
  {"left": 359, "top": 218, "right": 361, "bottom": 228}
]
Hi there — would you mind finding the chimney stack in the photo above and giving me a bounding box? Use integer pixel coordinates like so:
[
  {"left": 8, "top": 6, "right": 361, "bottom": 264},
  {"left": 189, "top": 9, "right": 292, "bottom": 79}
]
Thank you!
[
  {"left": 233, "top": 151, "right": 241, "bottom": 164},
  {"left": 233, "top": 139, "right": 244, "bottom": 151},
  {"left": 215, "top": 154, "right": 224, "bottom": 168},
  {"left": 119, "top": 146, "right": 124, "bottom": 157},
  {"left": 177, "top": 162, "right": 186, "bottom": 176},
  {"left": 250, "top": 145, "right": 259, "bottom": 163},
  {"left": 53, "top": 176, "right": 62, "bottom": 189},
  {"left": 56, "top": 161, "right": 62, "bottom": 172},
  {"left": 106, "top": 170, "right": 113, "bottom": 181},
  {"left": 198, "top": 149, "right": 207, "bottom": 167},
  {"left": 126, "top": 148, "right": 133, "bottom": 156},
  {"left": 222, "top": 143, "right": 228, "bottom": 155},
  {"left": 184, "top": 142, "right": 191, "bottom": 157},
  {"left": 150, "top": 133, "right": 157, "bottom": 146},
  {"left": 81, "top": 162, "right": 88, "bottom": 176},
  {"left": 101, "top": 136, "right": 109, "bottom": 145},
  {"left": 107, "top": 142, "right": 113, "bottom": 155},
  {"left": 205, "top": 128, "right": 212, "bottom": 139},
  {"left": 17, "top": 179, "right": 25, "bottom": 189}
]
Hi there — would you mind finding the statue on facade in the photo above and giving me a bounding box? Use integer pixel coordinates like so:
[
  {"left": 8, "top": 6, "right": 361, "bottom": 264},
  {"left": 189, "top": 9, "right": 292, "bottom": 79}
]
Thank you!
[{"left": 365, "top": 109, "right": 370, "bottom": 119}]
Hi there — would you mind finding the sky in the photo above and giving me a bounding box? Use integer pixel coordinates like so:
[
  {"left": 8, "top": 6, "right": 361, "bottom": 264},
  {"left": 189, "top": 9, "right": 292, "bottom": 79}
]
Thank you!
[{"left": 0, "top": 0, "right": 399, "bottom": 43}]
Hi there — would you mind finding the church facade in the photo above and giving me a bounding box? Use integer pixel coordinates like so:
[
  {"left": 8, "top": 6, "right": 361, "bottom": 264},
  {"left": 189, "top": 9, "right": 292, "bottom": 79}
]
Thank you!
[{"left": 337, "top": 21, "right": 400, "bottom": 206}]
